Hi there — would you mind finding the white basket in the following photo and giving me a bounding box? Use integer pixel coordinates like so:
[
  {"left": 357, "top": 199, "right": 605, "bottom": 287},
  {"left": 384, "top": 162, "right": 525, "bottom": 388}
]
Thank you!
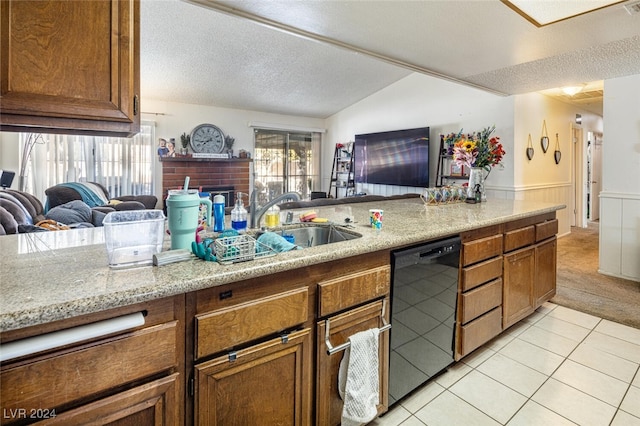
[{"left": 213, "top": 234, "right": 276, "bottom": 264}]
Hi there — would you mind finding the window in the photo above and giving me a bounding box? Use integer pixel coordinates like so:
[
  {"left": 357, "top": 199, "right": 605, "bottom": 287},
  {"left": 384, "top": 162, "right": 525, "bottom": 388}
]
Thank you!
[
  {"left": 253, "top": 129, "right": 321, "bottom": 204},
  {"left": 19, "top": 122, "right": 156, "bottom": 201}
]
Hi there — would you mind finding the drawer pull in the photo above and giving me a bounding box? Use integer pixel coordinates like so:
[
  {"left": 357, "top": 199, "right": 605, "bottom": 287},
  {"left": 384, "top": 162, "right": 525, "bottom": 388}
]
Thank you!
[
  {"left": 325, "top": 300, "right": 391, "bottom": 355},
  {"left": 0, "top": 312, "right": 145, "bottom": 362}
]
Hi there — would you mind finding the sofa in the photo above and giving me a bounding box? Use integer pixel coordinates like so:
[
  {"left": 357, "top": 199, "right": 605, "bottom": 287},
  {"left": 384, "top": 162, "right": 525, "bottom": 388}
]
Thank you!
[
  {"left": 0, "top": 183, "right": 158, "bottom": 235},
  {"left": 45, "top": 182, "right": 158, "bottom": 212}
]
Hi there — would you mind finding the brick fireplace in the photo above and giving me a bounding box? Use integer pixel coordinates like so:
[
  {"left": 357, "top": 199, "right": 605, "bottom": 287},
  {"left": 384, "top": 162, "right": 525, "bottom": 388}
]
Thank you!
[{"left": 160, "top": 157, "right": 252, "bottom": 208}]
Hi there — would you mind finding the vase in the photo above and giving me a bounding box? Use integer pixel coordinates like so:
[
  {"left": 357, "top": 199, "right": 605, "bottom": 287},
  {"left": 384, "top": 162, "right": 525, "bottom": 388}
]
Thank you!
[{"left": 467, "top": 167, "right": 487, "bottom": 202}]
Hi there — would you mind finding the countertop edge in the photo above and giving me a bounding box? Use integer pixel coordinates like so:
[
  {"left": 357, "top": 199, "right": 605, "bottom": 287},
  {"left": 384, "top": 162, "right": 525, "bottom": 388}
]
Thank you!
[{"left": 0, "top": 201, "right": 565, "bottom": 333}]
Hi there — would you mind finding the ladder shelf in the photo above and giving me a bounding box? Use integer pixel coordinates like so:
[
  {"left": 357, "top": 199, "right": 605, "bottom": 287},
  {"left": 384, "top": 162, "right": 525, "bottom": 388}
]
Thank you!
[{"left": 330, "top": 142, "right": 355, "bottom": 198}]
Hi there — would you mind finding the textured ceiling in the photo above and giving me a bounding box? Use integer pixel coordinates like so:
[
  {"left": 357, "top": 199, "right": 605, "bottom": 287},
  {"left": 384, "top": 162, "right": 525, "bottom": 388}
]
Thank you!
[{"left": 140, "top": 0, "right": 640, "bottom": 118}]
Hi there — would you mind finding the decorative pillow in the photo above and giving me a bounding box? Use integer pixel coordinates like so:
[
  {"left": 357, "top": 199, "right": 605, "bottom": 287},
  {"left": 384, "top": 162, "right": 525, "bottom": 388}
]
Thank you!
[
  {"left": 0, "top": 206, "right": 18, "bottom": 235},
  {"left": 45, "top": 200, "right": 93, "bottom": 225},
  {"left": 0, "top": 198, "right": 28, "bottom": 226}
]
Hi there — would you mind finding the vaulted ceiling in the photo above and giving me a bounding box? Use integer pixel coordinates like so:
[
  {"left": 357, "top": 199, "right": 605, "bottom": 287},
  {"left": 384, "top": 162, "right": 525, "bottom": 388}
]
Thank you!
[{"left": 140, "top": 0, "right": 640, "bottom": 118}]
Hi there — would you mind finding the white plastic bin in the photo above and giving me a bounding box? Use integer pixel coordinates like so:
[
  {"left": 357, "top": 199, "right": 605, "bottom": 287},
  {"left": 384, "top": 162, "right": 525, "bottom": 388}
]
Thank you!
[{"left": 103, "top": 210, "right": 165, "bottom": 268}]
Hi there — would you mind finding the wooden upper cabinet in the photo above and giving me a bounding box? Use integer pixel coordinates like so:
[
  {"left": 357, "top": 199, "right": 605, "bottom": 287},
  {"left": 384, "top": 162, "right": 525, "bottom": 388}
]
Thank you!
[{"left": 0, "top": 0, "right": 140, "bottom": 136}]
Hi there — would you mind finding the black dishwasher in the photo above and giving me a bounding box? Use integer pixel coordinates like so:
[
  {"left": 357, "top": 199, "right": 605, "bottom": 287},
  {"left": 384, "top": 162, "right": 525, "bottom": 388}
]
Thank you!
[{"left": 389, "top": 236, "right": 460, "bottom": 405}]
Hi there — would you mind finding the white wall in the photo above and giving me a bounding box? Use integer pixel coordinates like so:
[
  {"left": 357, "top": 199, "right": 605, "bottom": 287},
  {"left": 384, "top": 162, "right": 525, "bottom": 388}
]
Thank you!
[
  {"left": 324, "top": 72, "right": 603, "bottom": 237},
  {"left": 142, "top": 99, "right": 326, "bottom": 155},
  {"left": 513, "top": 92, "right": 603, "bottom": 236},
  {"left": 324, "top": 73, "right": 515, "bottom": 195},
  {"left": 600, "top": 74, "right": 640, "bottom": 281},
  {"left": 142, "top": 99, "right": 326, "bottom": 200},
  {"left": 0, "top": 132, "right": 20, "bottom": 189},
  {"left": 0, "top": 101, "right": 326, "bottom": 201}
]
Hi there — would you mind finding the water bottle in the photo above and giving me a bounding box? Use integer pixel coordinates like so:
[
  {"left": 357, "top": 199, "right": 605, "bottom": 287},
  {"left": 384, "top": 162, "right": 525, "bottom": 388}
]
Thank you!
[{"left": 213, "top": 194, "right": 225, "bottom": 232}]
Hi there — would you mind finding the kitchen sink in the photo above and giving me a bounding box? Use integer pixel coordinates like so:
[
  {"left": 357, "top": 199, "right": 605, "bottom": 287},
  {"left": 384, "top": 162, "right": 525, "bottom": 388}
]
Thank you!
[{"left": 278, "top": 224, "right": 362, "bottom": 248}]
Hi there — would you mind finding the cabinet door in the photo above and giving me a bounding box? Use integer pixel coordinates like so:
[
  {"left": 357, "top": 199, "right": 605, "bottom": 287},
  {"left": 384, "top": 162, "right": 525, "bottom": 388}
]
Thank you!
[
  {"left": 32, "top": 374, "right": 180, "bottom": 426},
  {"left": 534, "top": 237, "right": 557, "bottom": 307},
  {"left": 1, "top": 321, "right": 179, "bottom": 419},
  {"left": 503, "top": 247, "right": 535, "bottom": 329},
  {"left": 0, "top": 0, "right": 140, "bottom": 136},
  {"left": 316, "top": 300, "right": 389, "bottom": 426},
  {"left": 195, "top": 328, "right": 312, "bottom": 426}
]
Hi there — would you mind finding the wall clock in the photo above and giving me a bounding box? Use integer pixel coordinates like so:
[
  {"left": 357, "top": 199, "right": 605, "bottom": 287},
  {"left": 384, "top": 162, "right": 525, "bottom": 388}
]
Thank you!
[{"left": 190, "top": 123, "right": 225, "bottom": 153}]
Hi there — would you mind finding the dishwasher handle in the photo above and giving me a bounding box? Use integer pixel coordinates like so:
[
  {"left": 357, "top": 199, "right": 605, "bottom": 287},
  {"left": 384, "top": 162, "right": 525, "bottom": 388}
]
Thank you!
[{"left": 420, "top": 242, "right": 460, "bottom": 257}]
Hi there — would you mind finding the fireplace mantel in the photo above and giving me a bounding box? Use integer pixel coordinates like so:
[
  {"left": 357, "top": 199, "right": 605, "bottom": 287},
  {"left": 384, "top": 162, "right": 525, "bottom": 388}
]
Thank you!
[{"left": 159, "top": 157, "right": 252, "bottom": 164}]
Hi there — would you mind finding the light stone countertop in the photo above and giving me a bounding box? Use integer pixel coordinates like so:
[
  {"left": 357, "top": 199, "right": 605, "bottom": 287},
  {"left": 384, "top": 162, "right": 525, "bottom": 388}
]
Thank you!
[{"left": 0, "top": 198, "right": 564, "bottom": 333}]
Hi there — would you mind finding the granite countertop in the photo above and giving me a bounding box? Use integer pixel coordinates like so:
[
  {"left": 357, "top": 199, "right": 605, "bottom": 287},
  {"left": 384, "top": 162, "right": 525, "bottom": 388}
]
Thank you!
[{"left": 0, "top": 198, "right": 564, "bottom": 333}]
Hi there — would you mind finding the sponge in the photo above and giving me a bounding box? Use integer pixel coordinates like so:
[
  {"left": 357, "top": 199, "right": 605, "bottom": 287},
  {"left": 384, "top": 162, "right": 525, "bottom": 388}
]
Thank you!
[{"left": 299, "top": 211, "right": 317, "bottom": 222}]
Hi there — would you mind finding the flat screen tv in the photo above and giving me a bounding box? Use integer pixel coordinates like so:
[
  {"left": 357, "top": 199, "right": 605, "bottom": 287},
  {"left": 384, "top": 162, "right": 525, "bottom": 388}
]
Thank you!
[{"left": 354, "top": 127, "right": 429, "bottom": 187}]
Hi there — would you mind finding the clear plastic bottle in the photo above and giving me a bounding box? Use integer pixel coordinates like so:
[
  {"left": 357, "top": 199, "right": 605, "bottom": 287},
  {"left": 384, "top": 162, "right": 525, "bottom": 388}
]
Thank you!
[
  {"left": 265, "top": 204, "right": 280, "bottom": 228},
  {"left": 231, "top": 192, "right": 248, "bottom": 232}
]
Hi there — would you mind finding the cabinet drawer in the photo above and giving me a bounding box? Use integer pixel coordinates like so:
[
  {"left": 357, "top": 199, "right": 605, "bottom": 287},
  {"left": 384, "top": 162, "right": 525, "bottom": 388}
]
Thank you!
[
  {"left": 1, "top": 321, "right": 178, "bottom": 414},
  {"left": 460, "top": 278, "right": 502, "bottom": 324},
  {"left": 195, "top": 287, "right": 308, "bottom": 359},
  {"left": 318, "top": 266, "right": 390, "bottom": 317},
  {"left": 461, "top": 256, "right": 503, "bottom": 291},
  {"left": 536, "top": 219, "right": 558, "bottom": 242},
  {"left": 459, "top": 307, "right": 502, "bottom": 357},
  {"left": 504, "top": 225, "right": 535, "bottom": 252},
  {"left": 462, "top": 234, "right": 502, "bottom": 266}
]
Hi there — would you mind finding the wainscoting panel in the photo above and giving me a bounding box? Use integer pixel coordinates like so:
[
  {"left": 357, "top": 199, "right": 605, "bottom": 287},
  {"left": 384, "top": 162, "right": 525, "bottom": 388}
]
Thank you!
[{"left": 600, "top": 192, "right": 640, "bottom": 281}]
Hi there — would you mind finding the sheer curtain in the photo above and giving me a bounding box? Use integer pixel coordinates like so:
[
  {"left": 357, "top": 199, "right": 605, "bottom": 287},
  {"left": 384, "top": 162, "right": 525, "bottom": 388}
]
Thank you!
[{"left": 19, "top": 122, "right": 155, "bottom": 202}]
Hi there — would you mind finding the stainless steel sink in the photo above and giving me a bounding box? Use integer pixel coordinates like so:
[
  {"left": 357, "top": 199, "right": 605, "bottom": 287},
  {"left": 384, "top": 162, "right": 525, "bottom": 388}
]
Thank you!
[{"left": 279, "top": 224, "right": 362, "bottom": 248}]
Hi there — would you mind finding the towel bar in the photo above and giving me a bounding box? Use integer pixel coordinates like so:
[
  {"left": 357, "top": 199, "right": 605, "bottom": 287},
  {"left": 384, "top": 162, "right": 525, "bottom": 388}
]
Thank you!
[
  {"left": 324, "top": 300, "right": 391, "bottom": 355},
  {"left": 0, "top": 312, "right": 146, "bottom": 362}
]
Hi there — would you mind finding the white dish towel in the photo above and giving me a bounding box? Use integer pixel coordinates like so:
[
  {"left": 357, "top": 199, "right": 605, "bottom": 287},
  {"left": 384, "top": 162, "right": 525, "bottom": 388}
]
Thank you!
[{"left": 338, "top": 328, "right": 380, "bottom": 426}]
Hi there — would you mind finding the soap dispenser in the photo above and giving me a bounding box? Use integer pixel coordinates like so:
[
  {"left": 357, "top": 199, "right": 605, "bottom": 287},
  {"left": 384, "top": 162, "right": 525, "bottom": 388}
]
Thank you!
[
  {"left": 231, "top": 192, "right": 248, "bottom": 232},
  {"left": 213, "top": 193, "right": 226, "bottom": 232}
]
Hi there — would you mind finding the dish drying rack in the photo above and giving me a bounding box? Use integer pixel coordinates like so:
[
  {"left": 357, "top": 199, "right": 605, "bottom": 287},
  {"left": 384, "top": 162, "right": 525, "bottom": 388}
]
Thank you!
[{"left": 214, "top": 234, "right": 276, "bottom": 265}]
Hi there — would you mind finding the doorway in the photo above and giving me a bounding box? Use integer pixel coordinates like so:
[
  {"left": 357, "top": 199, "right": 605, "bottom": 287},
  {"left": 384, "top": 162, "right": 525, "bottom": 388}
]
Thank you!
[
  {"left": 587, "top": 131, "right": 603, "bottom": 221},
  {"left": 572, "top": 124, "right": 586, "bottom": 227}
]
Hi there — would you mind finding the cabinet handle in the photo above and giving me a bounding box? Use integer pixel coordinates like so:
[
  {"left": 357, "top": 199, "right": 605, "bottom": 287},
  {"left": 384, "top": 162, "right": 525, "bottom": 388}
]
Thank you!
[
  {"left": 324, "top": 300, "right": 391, "bottom": 355},
  {"left": 133, "top": 95, "right": 139, "bottom": 116},
  {"left": 0, "top": 312, "right": 145, "bottom": 362}
]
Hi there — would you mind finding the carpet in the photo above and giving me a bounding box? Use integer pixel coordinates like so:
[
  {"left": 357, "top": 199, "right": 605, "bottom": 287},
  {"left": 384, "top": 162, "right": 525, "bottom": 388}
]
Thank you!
[{"left": 552, "top": 222, "right": 640, "bottom": 330}]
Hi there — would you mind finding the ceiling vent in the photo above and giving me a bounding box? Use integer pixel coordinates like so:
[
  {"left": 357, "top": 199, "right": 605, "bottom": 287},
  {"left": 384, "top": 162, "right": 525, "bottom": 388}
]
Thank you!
[{"left": 624, "top": 1, "right": 640, "bottom": 15}]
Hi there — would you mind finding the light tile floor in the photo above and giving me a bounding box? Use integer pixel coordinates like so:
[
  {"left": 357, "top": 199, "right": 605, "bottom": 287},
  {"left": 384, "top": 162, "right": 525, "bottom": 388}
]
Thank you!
[{"left": 370, "top": 302, "right": 640, "bottom": 426}]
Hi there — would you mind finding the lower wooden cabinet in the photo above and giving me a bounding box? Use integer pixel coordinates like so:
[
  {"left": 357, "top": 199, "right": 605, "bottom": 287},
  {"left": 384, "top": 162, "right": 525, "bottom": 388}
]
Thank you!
[
  {"left": 503, "top": 246, "right": 536, "bottom": 328},
  {"left": 31, "top": 374, "right": 180, "bottom": 425},
  {"left": 0, "top": 296, "right": 184, "bottom": 426},
  {"left": 194, "top": 328, "right": 312, "bottom": 426},
  {"left": 315, "top": 300, "right": 389, "bottom": 426},
  {"left": 534, "top": 237, "right": 557, "bottom": 307},
  {"left": 503, "top": 236, "right": 558, "bottom": 329}
]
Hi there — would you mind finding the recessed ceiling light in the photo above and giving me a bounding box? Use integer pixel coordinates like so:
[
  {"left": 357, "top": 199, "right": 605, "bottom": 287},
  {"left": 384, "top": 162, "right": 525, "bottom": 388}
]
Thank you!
[
  {"left": 562, "top": 85, "right": 585, "bottom": 96},
  {"left": 502, "top": 0, "right": 625, "bottom": 26}
]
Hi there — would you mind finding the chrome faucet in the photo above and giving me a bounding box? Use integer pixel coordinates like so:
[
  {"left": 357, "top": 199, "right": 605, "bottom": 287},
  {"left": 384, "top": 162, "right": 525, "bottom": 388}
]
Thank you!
[{"left": 249, "top": 191, "right": 301, "bottom": 229}]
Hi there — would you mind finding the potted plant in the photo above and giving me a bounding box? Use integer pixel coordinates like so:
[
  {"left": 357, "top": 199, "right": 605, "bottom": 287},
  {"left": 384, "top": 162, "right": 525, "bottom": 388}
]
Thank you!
[
  {"left": 180, "top": 133, "right": 190, "bottom": 156},
  {"left": 224, "top": 135, "right": 235, "bottom": 158}
]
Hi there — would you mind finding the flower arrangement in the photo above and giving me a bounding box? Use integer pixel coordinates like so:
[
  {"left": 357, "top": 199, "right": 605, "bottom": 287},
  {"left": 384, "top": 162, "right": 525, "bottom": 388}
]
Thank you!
[{"left": 451, "top": 125, "right": 505, "bottom": 173}]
